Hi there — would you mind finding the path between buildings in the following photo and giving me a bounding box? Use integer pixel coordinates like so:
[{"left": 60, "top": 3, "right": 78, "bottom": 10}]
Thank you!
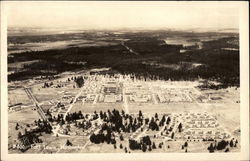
[
  {"left": 123, "top": 94, "right": 129, "bottom": 114},
  {"left": 52, "top": 87, "right": 84, "bottom": 136}
]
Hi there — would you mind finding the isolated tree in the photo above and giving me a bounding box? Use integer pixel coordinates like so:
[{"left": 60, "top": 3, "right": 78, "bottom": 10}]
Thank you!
[
  {"left": 18, "top": 132, "right": 22, "bottom": 139},
  {"left": 225, "top": 148, "right": 229, "bottom": 152},
  {"left": 66, "top": 139, "right": 73, "bottom": 146},
  {"left": 235, "top": 139, "right": 238, "bottom": 147},
  {"left": 178, "top": 123, "right": 182, "bottom": 132},
  {"left": 159, "top": 115, "right": 166, "bottom": 126},
  {"left": 15, "top": 124, "right": 19, "bottom": 130},
  {"left": 229, "top": 140, "right": 234, "bottom": 147},
  {"left": 46, "top": 109, "right": 51, "bottom": 115},
  {"left": 139, "top": 110, "right": 142, "bottom": 117},
  {"left": 208, "top": 143, "right": 214, "bottom": 153},
  {"left": 124, "top": 147, "right": 128, "bottom": 153},
  {"left": 158, "top": 143, "right": 162, "bottom": 149},
  {"left": 171, "top": 132, "right": 175, "bottom": 139},
  {"left": 166, "top": 117, "right": 171, "bottom": 124},
  {"left": 152, "top": 142, "right": 156, "bottom": 149},
  {"left": 155, "top": 113, "right": 158, "bottom": 119}
]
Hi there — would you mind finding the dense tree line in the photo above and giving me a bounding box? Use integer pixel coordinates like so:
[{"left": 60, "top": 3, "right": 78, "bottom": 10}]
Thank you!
[
  {"left": 15, "top": 119, "right": 52, "bottom": 152},
  {"left": 16, "top": 132, "right": 42, "bottom": 152},
  {"left": 85, "top": 109, "right": 176, "bottom": 153},
  {"left": 128, "top": 136, "right": 155, "bottom": 152},
  {"left": 65, "top": 111, "right": 84, "bottom": 122},
  {"left": 207, "top": 138, "right": 238, "bottom": 153},
  {"left": 8, "top": 36, "right": 239, "bottom": 87}
]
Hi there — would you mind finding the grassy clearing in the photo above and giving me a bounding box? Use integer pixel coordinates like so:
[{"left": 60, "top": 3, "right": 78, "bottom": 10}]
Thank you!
[
  {"left": 8, "top": 88, "right": 32, "bottom": 106},
  {"left": 8, "top": 107, "right": 40, "bottom": 149}
]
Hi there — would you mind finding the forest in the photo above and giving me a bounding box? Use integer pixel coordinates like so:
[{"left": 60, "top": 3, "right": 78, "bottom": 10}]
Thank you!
[{"left": 8, "top": 34, "right": 239, "bottom": 88}]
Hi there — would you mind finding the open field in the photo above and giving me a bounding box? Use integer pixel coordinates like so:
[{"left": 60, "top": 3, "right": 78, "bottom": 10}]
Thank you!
[
  {"left": 8, "top": 88, "right": 33, "bottom": 106},
  {"left": 8, "top": 106, "right": 40, "bottom": 153}
]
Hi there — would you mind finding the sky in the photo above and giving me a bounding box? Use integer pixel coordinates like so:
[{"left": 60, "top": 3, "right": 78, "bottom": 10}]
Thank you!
[{"left": 5, "top": 1, "right": 240, "bottom": 30}]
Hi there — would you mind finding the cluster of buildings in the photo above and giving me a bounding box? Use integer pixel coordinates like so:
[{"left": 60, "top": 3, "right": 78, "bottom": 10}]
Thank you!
[
  {"left": 8, "top": 103, "right": 23, "bottom": 112},
  {"left": 64, "top": 74, "right": 222, "bottom": 106},
  {"left": 175, "top": 113, "right": 230, "bottom": 140},
  {"left": 129, "top": 94, "right": 151, "bottom": 103},
  {"left": 182, "top": 129, "right": 230, "bottom": 140},
  {"left": 156, "top": 87, "right": 206, "bottom": 103},
  {"left": 58, "top": 117, "right": 101, "bottom": 136}
]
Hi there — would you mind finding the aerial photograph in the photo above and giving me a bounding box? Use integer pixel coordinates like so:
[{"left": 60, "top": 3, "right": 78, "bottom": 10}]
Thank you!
[{"left": 6, "top": 2, "right": 241, "bottom": 154}]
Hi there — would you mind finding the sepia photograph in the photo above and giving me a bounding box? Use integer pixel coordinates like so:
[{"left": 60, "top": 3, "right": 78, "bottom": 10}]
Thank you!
[{"left": 0, "top": 1, "right": 249, "bottom": 161}]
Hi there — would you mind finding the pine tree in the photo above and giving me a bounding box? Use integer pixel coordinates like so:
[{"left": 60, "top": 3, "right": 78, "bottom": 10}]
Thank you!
[
  {"left": 142, "top": 144, "right": 147, "bottom": 152},
  {"left": 166, "top": 117, "right": 171, "bottom": 124},
  {"left": 66, "top": 139, "right": 72, "bottom": 146},
  {"left": 208, "top": 143, "right": 214, "bottom": 153},
  {"left": 124, "top": 147, "right": 128, "bottom": 153},
  {"left": 139, "top": 110, "right": 142, "bottom": 117},
  {"left": 184, "top": 141, "right": 188, "bottom": 147},
  {"left": 178, "top": 123, "right": 182, "bottom": 132},
  {"left": 148, "top": 145, "right": 152, "bottom": 151},
  {"left": 120, "top": 134, "right": 124, "bottom": 141},
  {"left": 18, "top": 132, "right": 22, "bottom": 139},
  {"left": 152, "top": 142, "right": 156, "bottom": 149},
  {"left": 171, "top": 132, "right": 175, "bottom": 139},
  {"left": 155, "top": 113, "right": 158, "bottom": 119},
  {"left": 229, "top": 140, "right": 234, "bottom": 147}
]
